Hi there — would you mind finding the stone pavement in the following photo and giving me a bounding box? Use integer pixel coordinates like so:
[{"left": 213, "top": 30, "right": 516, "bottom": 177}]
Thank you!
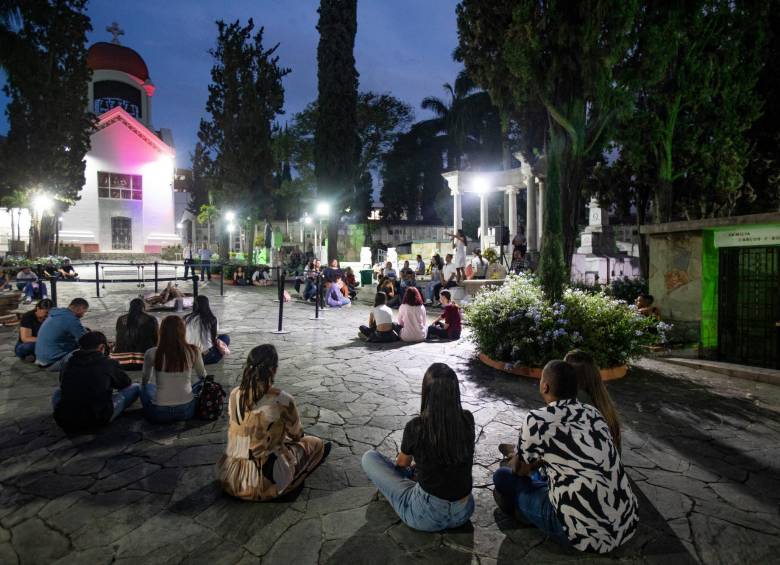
[{"left": 0, "top": 282, "right": 778, "bottom": 564}]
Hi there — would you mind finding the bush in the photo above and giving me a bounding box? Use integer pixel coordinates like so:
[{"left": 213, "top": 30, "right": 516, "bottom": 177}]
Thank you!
[
  {"left": 465, "top": 274, "right": 666, "bottom": 368},
  {"left": 607, "top": 277, "right": 648, "bottom": 304}
]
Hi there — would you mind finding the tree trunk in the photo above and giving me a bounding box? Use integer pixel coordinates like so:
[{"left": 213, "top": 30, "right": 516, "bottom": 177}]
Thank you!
[
  {"left": 655, "top": 177, "right": 673, "bottom": 224},
  {"left": 327, "top": 213, "right": 338, "bottom": 262},
  {"left": 636, "top": 194, "right": 650, "bottom": 280},
  {"left": 538, "top": 128, "right": 567, "bottom": 300}
]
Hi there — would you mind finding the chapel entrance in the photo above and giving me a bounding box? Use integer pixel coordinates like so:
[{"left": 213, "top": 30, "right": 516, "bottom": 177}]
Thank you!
[
  {"left": 718, "top": 245, "right": 780, "bottom": 369},
  {"left": 111, "top": 216, "right": 132, "bottom": 250}
]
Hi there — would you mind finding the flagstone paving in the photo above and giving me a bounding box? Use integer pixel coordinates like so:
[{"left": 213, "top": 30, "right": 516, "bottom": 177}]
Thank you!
[{"left": 0, "top": 282, "right": 778, "bottom": 564}]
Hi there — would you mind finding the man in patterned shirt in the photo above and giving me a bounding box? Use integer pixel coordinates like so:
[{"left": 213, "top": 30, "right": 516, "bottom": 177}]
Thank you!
[{"left": 493, "top": 360, "right": 639, "bottom": 553}]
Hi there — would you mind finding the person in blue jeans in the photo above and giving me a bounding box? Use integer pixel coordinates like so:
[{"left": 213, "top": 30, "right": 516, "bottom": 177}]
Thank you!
[
  {"left": 142, "top": 315, "right": 207, "bottom": 423},
  {"left": 185, "top": 295, "right": 230, "bottom": 365},
  {"left": 362, "top": 363, "right": 475, "bottom": 531},
  {"left": 52, "top": 331, "right": 141, "bottom": 432},
  {"left": 492, "top": 360, "right": 639, "bottom": 554}
]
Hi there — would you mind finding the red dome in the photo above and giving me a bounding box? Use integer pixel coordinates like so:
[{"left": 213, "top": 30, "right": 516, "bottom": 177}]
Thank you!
[{"left": 87, "top": 42, "right": 150, "bottom": 81}]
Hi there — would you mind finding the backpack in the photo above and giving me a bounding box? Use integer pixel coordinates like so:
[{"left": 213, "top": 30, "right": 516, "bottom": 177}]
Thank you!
[{"left": 196, "top": 375, "right": 226, "bottom": 420}]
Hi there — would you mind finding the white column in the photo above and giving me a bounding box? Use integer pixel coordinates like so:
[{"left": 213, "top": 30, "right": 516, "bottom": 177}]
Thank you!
[
  {"left": 526, "top": 177, "right": 538, "bottom": 253},
  {"left": 537, "top": 179, "right": 544, "bottom": 249},
  {"left": 452, "top": 189, "right": 462, "bottom": 232},
  {"left": 506, "top": 187, "right": 518, "bottom": 244},
  {"left": 479, "top": 192, "right": 489, "bottom": 250}
]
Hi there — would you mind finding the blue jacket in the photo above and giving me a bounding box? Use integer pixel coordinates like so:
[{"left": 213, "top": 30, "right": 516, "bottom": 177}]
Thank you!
[{"left": 35, "top": 308, "right": 87, "bottom": 365}]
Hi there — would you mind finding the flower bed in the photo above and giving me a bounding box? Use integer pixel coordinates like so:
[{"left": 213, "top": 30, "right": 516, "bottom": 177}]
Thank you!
[{"left": 464, "top": 274, "right": 668, "bottom": 372}]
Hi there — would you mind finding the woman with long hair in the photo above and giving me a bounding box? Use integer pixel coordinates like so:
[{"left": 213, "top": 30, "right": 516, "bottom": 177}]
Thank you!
[
  {"left": 396, "top": 287, "right": 427, "bottom": 342},
  {"left": 112, "top": 298, "right": 158, "bottom": 371},
  {"left": 362, "top": 363, "right": 475, "bottom": 531},
  {"left": 185, "top": 295, "right": 230, "bottom": 364},
  {"left": 452, "top": 229, "right": 468, "bottom": 282},
  {"left": 564, "top": 350, "right": 622, "bottom": 451},
  {"left": 140, "top": 315, "right": 206, "bottom": 423},
  {"left": 217, "top": 344, "right": 329, "bottom": 501},
  {"left": 358, "top": 291, "right": 399, "bottom": 342}
]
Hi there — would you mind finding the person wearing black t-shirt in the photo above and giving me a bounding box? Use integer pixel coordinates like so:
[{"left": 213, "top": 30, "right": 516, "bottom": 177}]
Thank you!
[
  {"left": 362, "top": 363, "right": 475, "bottom": 531},
  {"left": 58, "top": 258, "right": 78, "bottom": 280},
  {"left": 15, "top": 299, "right": 52, "bottom": 361}
]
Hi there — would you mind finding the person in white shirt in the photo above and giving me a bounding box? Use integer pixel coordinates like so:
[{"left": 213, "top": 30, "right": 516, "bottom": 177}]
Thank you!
[
  {"left": 452, "top": 230, "right": 468, "bottom": 282},
  {"left": 358, "top": 291, "right": 399, "bottom": 342},
  {"left": 471, "top": 250, "right": 488, "bottom": 279},
  {"left": 396, "top": 287, "right": 427, "bottom": 342},
  {"left": 185, "top": 295, "right": 230, "bottom": 364},
  {"left": 432, "top": 254, "right": 458, "bottom": 305},
  {"left": 198, "top": 244, "right": 213, "bottom": 281}
]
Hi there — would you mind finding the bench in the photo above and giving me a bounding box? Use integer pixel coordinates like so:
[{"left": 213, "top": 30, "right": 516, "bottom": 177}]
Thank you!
[{"left": 459, "top": 279, "right": 506, "bottom": 302}]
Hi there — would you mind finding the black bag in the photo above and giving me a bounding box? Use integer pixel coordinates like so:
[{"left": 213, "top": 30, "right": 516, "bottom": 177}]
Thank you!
[{"left": 196, "top": 375, "right": 226, "bottom": 420}]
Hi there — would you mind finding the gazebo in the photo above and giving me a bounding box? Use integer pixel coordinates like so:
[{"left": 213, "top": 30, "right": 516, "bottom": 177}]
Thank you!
[{"left": 441, "top": 153, "right": 545, "bottom": 253}]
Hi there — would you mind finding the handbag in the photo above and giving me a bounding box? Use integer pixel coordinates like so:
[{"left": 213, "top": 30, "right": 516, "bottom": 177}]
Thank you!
[
  {"left": 215, "top": 337, "right": 230, "bottom": 356},
  {"left": 196, "top": 375, "right": 226, "bottom": 420}
]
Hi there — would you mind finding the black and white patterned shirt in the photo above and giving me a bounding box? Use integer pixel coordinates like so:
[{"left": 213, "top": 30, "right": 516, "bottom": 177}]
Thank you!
[{"left": 519, "top": 399, "right": 638, "bottom": 553}]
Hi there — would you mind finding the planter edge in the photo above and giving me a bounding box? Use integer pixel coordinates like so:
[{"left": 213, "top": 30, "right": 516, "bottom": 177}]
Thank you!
[{"left": 478, "top": 353, "right": 627, "bottom": 381}]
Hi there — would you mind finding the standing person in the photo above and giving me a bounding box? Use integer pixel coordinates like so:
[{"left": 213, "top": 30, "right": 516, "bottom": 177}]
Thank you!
[
  {"left": 426, "top": 290, "right": 461, "bottom": 341},
  {"left": 425, "top": 255, "right": 443, "bottom": 304},
  {"left": 111, "top": 298, "right": 159, "bottom": 371},
  {"left": 15, "top": 299, "right": 52, "bottom": 362},
  {"left": 264, "top": 219, "right": 273, "bottom": 265},
  {"left": 141, "top": 315, "right": 206, "bottom": 423},
  {"left": 185, "top": 295, "right": 230, "bottom": 364},
  {"left": 35, "top": 298, "right": 89, "bottom": 371},
  {"left": 358, "top": 291, "right": 398, "bottom": 342},
  {"left": 452, "top": 229, "right": 468, "bottom": 282},
  {"left": 564, "top": 349, "right": 622, "bottom": 451},
  {"left": 53, "top": 331, "right": 141, "bottom": 432},
  {"left": 471, "top": 249, "right": 488, "bottom": 279},
  {"left": 217, "top": 344, "right": 329, "bottom": 501},
  {"left": 183, "top": 243, "right": 195, "bottom": 280},
  {"left": 58, "top": 258, "right": 79, "bottom": 279},
  {"left": 198, "top": 243, "right": 213, "bottom": 281},
  {"left": 492, "top": 360, "right": 638, "bottom": 554},
  {"left": 512, "top": 225, "right": 527, "bottom": 259},
  {"left": 415, "top": 255, "right": 426, "bottom": 276},
  {"left": 362, "top": 363, "right": 475, "bottom": 531},
  {"left": 396, "top": 287, "right": 427, "bottom": 343}
]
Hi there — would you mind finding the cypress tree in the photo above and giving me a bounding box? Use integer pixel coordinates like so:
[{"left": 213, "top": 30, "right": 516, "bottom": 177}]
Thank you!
[{"left": 315, "top": 0, "right": 358, "bottom": 261}]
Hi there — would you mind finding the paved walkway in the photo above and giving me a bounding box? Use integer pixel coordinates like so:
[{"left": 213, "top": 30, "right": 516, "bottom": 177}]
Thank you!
[{"left": 0, "top": 283, "right": 778, "bottom": 564}]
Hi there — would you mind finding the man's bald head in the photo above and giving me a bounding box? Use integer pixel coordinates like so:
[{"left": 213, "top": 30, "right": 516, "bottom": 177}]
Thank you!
[{"left": 539, "top": 360, "right": 578, "bottom": 402}]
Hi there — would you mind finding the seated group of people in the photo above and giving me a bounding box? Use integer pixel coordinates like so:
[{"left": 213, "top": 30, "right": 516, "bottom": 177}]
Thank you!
[
  {"left": 297, "top": 258, "right": 358, "bottom": 307},
  {"left": 17, "top": 294, "right": 230, "bottom": 430},
  {"left": 379, "top": 254, "right": 460, "bottom": 309},
  {"left": 218, "top": 347, "right": 636, "bottom": 555},
  {"left": 232, "top": 266, "right": 274, "bottom": 287},
  {"left": 357, "top": 287, "right": 461, "bottom": 343},
  {"left": 0, "top": 259, "right": 79, "bottom": 304}
]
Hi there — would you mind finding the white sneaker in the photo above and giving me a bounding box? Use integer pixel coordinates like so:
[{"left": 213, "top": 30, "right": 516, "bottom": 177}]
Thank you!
[{"left": 23, "top": 297, "right": 32, "bottom": 304}]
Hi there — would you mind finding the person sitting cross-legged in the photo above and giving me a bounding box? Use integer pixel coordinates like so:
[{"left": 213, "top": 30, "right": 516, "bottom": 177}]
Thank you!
[
  {"left": 358, "top": 291, "right": 399, "bottom": 342},
  {"left": 52, "top": 331, "right": 141, "bottom": 433},
  {"left": 15, "top": 299, "right": 52, "bottom": 362},
  {"left": 426, "top": 290, "right": 461, "bottom": 341},
  {"left": 15, "top": 266, "right": 48, "bottom": 303},
  {"left": 35, "top": 297, "right": 89, "bottom": 371},
  {"left": 58, "top": 258, "right": 79, "bottom": 280},
  {"left": 217, "top": 344, "right": 330, "bottom": 501},
  {"left": 362, "top": 363, "right": 475, "bottom": 532},
  {"left": 492, "top": 360, "right": 639, "bottom": 554},
  {"left": 325, "top": 277, "right": 351, "bottom": 308},
  {"left": 396, "top": 287, "right": 427, "bottom": 343},
  {"left": 185, "top": 295, "right": 230, "bottom": 365},
  {"left": 141, "top": 315, "right": 206, "bottom": 424},
  {"left": 111, "top": 298, "right": 159, "bottom": 371}
]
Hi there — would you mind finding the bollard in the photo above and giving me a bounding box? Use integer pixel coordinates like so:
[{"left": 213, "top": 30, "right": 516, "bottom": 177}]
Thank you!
[
  {"left": 154, "top": 261, "right": 159, "bottom": 293},
  {"left": 50, "top": 277, "right": 58, "bottom": 307},
  {"left": 270, "top": 267, "right": 290, "bottom": 334},
  {"left": 220, "top": 264, "right": 224, "bottom": 296},
  {"left": 101, "top": 265, "right": 106, "bottom": 289},
  {"left": 95, "top": 261, "right": 100, "bottom": 298},
  {"left": 310, "top": 272, "right": 323, "bottom": 321},
  {"left": 192, "top": 275, "right": 199, "bottom": 297}
]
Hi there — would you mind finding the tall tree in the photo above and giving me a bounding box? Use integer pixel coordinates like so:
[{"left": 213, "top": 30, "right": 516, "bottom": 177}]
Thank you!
[
  {"left": 197, "top": 19, "right": 289, "bottom": 262},
  {"left": 618, "top": 0, "right": 768, "bottom": 223},
  {"left": 457, "top": 0, "right": 637, "bottom": 298},
  {"left": 315, "top": 0, "right": 358, "bottom": 261},
  {"left": 0, "top": 0, "right": 93, "bottom": 257}
]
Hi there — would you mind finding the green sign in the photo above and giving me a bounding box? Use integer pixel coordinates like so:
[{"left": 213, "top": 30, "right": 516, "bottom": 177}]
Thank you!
[{"left": 714, "top": 224, "right": 780, "bottom": 248}]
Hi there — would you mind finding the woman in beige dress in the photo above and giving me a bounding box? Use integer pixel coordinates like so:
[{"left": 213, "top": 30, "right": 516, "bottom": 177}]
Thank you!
[{"left": 217, "top": 344, "right": 329, "bottom": 500}]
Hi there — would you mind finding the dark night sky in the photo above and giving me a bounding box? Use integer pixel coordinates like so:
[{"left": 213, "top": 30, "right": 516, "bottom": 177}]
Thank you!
[{"left": 1, "top": 0, "right": 463, "bottom": 168}]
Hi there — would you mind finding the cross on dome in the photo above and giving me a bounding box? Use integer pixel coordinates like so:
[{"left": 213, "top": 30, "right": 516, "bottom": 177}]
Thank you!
[{"left": 106, "top": 21, "right": 124, "bottom": 45}]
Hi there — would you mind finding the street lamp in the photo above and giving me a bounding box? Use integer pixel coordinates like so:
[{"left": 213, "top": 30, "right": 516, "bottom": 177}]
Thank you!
[
  {"left": 472, "top": 175, "right": 490, "bottom": 194},
  {"left": 224, "top": 211, "right": 235, "bottom": 222},
  {"left": 315, "top": 202, "right": 330, "bottom": 260},
  {"left": 33, "top": 193, "right": 53, "bottom": 216}
]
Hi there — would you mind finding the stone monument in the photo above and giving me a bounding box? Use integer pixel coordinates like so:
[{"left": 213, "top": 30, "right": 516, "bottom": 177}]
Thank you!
[{"left": 577, "top": 197, "right": 616, "bottom": 255}]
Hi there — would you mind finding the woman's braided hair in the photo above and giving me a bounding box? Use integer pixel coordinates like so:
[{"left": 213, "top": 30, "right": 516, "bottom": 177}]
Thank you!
[{"left": 239, "top": 344, "right": 279, "bottom": 414}]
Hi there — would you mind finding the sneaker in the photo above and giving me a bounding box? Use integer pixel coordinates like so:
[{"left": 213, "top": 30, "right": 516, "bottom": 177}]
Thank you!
[
  {"left": 23, "top": 297, "right": 32, "bottom": 304},
  {"left": 23, "top": 354, "right": 35, "bottom": 363}
]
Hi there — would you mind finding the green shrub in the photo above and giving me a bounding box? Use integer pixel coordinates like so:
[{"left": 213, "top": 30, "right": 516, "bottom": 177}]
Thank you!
[
  {"left": 607, "top": 277, "right": 648, "bottom": 304},
  {"left": 465, "top": 274, "right": 666, "bottom": 368}
]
